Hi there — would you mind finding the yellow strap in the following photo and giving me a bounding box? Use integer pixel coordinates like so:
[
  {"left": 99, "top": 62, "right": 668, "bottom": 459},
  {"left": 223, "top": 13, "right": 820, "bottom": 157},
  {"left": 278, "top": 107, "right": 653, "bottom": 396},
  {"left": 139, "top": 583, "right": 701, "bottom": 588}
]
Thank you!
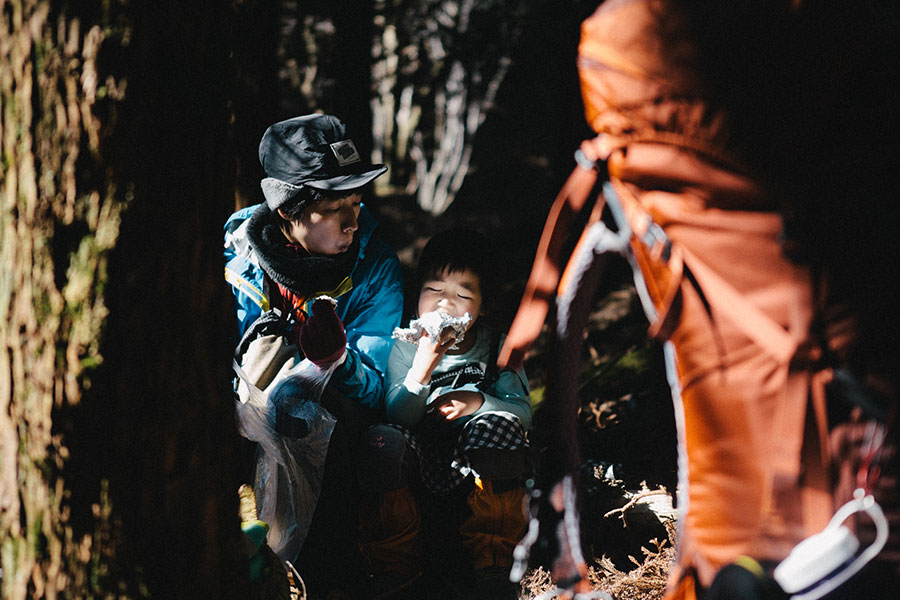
[
  {"left": 224, "top": 267, "right": 270, "bottom": 312},
  {"left": 733, "top": 555, "right": 766, "bottom": 580},
  {"left": 303, "top": 276, "right": 354, "bottom": 313},
  {"left": 226, "top": 266, "right": 352, "bottom": 315}
]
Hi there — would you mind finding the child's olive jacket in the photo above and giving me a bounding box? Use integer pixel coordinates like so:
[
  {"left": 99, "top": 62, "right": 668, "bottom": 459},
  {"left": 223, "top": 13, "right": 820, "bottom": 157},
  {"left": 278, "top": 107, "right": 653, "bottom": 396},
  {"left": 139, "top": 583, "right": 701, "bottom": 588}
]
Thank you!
[{"left": 224, "top": 203, "right": 404, "bottom": 408}]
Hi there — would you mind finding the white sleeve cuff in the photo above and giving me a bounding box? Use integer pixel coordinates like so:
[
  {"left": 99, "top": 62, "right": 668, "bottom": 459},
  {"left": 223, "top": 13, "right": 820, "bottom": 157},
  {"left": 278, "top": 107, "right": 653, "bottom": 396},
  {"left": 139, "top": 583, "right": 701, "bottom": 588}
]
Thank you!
[{"left": 403, "top": 373, "right": 429, "bottom": 396}]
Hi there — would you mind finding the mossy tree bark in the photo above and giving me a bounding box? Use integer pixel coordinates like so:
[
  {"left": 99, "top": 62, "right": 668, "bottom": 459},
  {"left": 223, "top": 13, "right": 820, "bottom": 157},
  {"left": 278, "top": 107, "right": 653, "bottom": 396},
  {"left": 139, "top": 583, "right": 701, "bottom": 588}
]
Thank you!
[{"left": 1, "top": 1, "right": 253, "bottom": 597}]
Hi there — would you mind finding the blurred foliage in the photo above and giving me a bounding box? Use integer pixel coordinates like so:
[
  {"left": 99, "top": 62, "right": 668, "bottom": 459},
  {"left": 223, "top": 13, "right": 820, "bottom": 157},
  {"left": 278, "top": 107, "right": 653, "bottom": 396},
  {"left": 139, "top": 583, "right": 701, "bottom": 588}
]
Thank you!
[
  {"left": 370, "top": 0, "right": 533, "bottom": 213},
  {"left": 525, "top": 276, "right": 678, "bottom": 495}
]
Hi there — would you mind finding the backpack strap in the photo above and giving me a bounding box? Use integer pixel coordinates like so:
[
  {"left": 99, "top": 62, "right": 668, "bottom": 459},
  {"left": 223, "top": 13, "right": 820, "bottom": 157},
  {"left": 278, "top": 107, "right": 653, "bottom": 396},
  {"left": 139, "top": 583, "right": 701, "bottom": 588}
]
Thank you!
[
  {"left": 498, "top": 139, "right": 608, "bottom": 370},
  {"left": 606, "top": 179, "right": 802, "bottom": 365}
]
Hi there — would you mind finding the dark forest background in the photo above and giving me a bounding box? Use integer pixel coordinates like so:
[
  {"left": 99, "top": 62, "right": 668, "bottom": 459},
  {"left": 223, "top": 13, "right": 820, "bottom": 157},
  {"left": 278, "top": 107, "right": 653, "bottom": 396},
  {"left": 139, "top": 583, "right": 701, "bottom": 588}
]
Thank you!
[
  {"left": 7, "top": 0, "right": 899, "bottom": 597},
  {"left": 0, "top": 1, "right": 680, "bottom": 597}
]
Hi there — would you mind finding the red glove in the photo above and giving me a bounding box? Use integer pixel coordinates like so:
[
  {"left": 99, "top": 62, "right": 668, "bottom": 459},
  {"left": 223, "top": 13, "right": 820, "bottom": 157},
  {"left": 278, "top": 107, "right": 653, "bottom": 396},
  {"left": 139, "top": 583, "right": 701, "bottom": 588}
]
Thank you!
[{"left": 298, "top": 298, "right": 347, "bottom": 367}]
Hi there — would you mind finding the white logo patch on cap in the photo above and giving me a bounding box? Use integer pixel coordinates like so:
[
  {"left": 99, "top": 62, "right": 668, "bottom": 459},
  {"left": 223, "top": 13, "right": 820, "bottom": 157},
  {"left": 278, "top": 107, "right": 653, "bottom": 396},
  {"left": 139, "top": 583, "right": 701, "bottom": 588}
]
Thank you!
[{"left": 330, "top": 140, "right": 361, "bottom": 167}]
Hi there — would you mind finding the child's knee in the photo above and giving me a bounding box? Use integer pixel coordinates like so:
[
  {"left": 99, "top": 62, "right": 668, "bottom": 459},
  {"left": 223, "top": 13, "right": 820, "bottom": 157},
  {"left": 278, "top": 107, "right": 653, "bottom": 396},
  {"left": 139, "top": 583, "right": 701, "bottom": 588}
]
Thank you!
[
  {"left": 358, "top": 424, "right": 415, "bottom": 492},
  {"left": 467, "top": 447, "right": 529, "bottom": 482}
]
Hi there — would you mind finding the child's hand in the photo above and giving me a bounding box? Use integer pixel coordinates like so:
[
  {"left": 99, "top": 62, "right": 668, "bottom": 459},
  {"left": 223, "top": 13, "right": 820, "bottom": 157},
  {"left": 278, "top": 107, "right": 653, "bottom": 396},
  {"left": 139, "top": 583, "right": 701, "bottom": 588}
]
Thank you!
[
  {"left": 408, "top": 326, "right": 457, "bottom": 385},
  {"left": 431, "top": 391, "right": 484, "bottom": 421}
]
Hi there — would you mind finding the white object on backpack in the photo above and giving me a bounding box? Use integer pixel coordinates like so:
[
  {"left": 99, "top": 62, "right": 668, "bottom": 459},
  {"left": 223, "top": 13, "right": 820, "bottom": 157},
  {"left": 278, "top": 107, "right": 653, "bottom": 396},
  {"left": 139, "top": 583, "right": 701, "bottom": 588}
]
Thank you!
[{"left": 774, "top": 490, "right": 888, "bottom": 600}]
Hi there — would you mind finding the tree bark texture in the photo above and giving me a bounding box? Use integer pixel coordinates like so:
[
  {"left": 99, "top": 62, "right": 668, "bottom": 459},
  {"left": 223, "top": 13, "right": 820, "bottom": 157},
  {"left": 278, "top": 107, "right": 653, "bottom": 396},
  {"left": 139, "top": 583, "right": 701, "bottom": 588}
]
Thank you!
[
  {"left": 1, "top": 1, "right": 249, "bottom": 597},
  {"left": 370, "top": 0, "right": 525, "bottom": 215}
]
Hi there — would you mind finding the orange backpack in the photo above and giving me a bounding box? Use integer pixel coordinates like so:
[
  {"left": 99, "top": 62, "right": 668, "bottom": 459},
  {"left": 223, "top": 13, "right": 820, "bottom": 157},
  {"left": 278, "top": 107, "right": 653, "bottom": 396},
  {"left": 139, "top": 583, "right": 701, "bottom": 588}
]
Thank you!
[{"left": 501, "top": 1, "right": 856, "bottom": 597}]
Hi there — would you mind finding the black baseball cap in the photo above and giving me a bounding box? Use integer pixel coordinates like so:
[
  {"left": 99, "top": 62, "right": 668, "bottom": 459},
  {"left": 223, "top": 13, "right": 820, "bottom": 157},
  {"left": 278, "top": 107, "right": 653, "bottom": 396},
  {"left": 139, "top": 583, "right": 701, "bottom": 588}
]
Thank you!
[{"left": 259, "top": 114, "right": 387, "bottom": 210}]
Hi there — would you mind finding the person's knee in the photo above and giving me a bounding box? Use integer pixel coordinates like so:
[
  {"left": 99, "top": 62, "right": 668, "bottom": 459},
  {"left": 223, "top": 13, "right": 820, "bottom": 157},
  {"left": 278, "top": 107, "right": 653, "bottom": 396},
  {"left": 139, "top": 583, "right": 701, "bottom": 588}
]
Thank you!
[
  {"left": 467, "top": 447, "right": 529, "bottom": 482},
  {"left": 358, "top": 424, "right": 414, "bottom": 492}
]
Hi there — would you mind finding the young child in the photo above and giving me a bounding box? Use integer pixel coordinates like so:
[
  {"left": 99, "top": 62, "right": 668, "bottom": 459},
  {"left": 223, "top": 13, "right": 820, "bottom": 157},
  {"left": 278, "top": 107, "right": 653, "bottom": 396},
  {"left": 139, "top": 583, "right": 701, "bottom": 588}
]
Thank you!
[{"left": 358, "top": 228, "right": 531, "bottom": 597}]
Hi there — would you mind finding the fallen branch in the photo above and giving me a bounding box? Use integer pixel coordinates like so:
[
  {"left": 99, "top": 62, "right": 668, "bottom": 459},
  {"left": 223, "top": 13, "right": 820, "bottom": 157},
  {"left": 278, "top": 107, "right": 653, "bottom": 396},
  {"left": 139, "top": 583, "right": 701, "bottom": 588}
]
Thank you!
[{"left": 603, "top": 488, "right": 670, "bottom": 526}]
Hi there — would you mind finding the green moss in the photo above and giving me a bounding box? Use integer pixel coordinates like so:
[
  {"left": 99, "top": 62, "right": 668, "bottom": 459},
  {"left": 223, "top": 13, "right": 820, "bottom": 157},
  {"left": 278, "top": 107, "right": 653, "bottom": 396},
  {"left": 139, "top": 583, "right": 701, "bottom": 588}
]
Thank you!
[
  {"left": 529, "top": 385, "right": 545, "bottom": 409},
  {"left": 615, "top": 347, "right": 652, "bottom": 372},
  {"left": 33, "top": 41, "right": 47, "bottom": 72},
  {"left": 79, "top": 355, "right": 101, "bottom": 370}
]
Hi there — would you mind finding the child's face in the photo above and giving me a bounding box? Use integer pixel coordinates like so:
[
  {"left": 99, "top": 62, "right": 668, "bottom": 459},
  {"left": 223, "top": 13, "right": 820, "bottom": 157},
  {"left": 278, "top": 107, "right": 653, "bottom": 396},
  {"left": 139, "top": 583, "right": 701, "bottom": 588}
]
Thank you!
[
  {"left": 281, "top": 193, "right": 361, "bottom": 255},
  {"left": 418, "top": 267, "right": 482, "bottom": 328}
]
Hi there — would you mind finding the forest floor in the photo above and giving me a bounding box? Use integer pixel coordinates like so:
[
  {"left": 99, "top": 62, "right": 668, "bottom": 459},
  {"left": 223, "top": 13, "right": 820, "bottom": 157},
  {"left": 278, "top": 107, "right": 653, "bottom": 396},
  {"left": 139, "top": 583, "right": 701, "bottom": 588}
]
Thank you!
[{"left": 362, "top": 194, "right": 681, "bottom": 599}]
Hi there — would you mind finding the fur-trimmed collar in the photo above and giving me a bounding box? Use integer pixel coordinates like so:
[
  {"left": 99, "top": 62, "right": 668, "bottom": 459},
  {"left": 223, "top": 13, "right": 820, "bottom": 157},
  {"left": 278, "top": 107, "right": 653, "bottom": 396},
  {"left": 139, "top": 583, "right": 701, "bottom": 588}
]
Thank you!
[{"left": 245, "top": 204, "right": 360, "bottom": 297}]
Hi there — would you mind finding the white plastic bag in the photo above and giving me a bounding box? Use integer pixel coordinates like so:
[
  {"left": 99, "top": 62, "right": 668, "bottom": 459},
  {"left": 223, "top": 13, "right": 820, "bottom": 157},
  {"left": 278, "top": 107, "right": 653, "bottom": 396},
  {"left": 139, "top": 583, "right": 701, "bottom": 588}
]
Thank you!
[{"left": 233, "top": 357, "right": 340, "bottom": 562}]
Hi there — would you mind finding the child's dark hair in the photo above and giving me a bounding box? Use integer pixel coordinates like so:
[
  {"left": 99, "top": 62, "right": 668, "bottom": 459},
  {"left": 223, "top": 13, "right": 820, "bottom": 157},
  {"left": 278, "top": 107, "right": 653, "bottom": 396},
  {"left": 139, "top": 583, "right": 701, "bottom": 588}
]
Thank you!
[
  {"left": 278, "top": 186, "right": 360, "bottom": 221},
  {"left": 416, "top": 228, "right": 497, "bottom": 311}
]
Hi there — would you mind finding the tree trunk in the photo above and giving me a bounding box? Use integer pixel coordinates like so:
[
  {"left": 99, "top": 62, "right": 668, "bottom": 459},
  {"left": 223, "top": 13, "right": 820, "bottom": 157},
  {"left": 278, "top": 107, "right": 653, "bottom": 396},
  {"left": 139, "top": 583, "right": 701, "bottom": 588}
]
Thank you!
[
  {"left": 370, "top": 0, "right": 523, "bottom": 216},
  {"left": 1, "top": 2, "right": 250, "bottom": 597}
]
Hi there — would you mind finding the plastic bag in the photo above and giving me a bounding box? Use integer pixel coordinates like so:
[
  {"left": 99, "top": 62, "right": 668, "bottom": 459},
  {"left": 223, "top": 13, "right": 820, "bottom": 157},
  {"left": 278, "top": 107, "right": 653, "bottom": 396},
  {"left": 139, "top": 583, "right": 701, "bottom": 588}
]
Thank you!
[
  {"left": 233, "top": 356, "right": 340, "bottom": 562},
  {"left": 233, "top": 309, "right": 304, "bottom": 405}
]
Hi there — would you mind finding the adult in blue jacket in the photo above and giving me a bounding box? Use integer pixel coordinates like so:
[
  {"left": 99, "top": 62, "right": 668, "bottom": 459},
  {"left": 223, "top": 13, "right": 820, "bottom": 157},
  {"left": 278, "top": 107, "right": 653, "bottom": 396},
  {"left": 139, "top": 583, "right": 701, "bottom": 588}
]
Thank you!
[{"left": 224, "top": 113, "right": 403, "bottom": 597}]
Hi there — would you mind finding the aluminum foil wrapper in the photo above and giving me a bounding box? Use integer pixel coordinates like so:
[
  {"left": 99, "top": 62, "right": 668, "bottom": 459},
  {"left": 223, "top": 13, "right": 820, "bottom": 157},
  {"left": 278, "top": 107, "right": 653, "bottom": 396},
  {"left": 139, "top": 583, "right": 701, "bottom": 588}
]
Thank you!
[
  {"left": 312, "top": 295, "right": 337, "bottom": 307},
  {"left": 392, "top": 310, "right": 472, "bottom": 348}
]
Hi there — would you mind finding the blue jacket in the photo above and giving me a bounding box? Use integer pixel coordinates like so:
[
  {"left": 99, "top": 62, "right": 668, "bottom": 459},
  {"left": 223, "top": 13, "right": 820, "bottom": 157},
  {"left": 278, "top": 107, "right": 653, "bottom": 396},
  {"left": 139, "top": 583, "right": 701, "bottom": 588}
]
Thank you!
[{"left": 224, "top": 203, "right": 404, "bottom": 409}]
